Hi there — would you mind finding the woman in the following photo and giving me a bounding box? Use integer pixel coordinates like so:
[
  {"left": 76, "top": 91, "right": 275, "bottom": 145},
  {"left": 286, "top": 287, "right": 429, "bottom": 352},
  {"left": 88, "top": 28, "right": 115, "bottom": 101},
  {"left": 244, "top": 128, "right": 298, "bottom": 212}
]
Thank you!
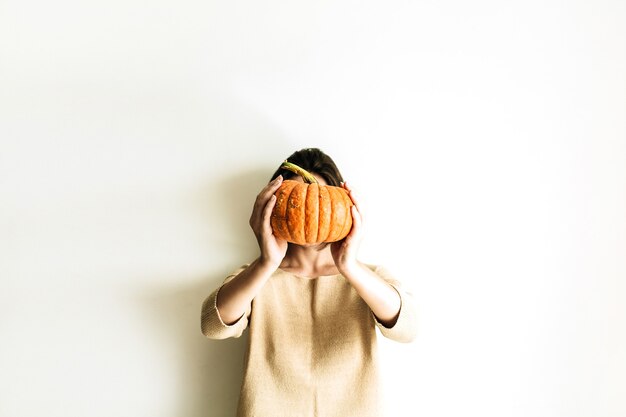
[{"left": 201, "top": 148, "right": 417, "bottom": 417}]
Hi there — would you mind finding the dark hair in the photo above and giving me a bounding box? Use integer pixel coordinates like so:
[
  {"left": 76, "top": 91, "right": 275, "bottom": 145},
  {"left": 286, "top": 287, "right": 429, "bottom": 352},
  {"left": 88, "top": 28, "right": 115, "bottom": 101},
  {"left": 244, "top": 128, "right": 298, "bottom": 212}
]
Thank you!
[{"left": 270, "top": 148, "right": 344, "bottom": 186}]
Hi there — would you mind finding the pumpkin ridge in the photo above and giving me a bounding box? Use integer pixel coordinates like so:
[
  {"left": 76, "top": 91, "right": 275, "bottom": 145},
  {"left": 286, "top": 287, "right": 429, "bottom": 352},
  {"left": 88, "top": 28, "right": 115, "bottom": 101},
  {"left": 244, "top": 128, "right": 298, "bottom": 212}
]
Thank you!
[
  {"left": 304, "top": 182, "right": 319, "bottom": 244},
  {"left": 284, "top": 182, "right": 297, "bottom": 244},
  {"left": 273, "top": 180, "right": 298, "bottom": 242},
  {"left": 334, "top": 187, "right": 348, "bottom": 241},
  {"left": 337, "top": 188, "right": 353, "bottom": 239},
  {"left": 326, "top": 187, "right": 352, "bottom": 242},
  {"left": 325, "top": 186, "right": 341, "bottom": 242},
  {"left": 286, "top": 182, "right": 306, "bottom": 244},
  {"left": 313, "top": 184, "right": 320, "bottom": 243},
  {"left": 317, "top": 186, "right": 331, "bottom": 242},
  {"left": 302, "top": 182, "right": 309, "bottom": 243}
]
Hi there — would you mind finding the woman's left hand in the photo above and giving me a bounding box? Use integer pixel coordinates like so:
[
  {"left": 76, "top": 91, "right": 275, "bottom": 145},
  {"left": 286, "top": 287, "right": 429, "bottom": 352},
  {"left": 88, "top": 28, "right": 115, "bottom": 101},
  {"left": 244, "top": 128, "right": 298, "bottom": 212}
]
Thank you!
[{"left": 331, "top": 182, "right": 363, "bottom": 275}]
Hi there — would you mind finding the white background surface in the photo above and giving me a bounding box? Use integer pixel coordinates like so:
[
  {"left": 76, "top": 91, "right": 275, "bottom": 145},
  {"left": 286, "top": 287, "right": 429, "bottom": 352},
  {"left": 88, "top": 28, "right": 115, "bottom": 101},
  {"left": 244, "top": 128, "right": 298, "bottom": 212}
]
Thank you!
[{"left": 1, "top": 1, "right": 625, "bottom": 416}]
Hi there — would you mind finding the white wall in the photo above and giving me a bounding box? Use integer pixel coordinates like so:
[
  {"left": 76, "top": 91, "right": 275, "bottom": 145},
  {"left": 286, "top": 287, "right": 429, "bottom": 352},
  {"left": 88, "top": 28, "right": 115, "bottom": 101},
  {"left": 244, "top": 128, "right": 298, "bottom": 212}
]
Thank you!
[{"left": 1, "top": 1, "right": 625, "bottom": 416}]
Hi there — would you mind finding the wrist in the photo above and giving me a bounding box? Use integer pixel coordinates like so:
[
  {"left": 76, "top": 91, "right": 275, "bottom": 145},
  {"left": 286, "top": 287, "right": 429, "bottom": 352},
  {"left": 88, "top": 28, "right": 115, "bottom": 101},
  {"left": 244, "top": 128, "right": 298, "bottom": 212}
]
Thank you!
[
  {"left": 257, "top": 256, "right": 281, "bottom": 272},
  {"left": 337, "top": 259, "right": 362, "bottom": 279}
]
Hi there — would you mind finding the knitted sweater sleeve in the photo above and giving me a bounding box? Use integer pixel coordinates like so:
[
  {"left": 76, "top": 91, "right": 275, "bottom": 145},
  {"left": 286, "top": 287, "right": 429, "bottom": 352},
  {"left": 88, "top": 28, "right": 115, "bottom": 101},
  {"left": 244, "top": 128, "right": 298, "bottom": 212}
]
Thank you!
[
  {"left": 200, "top": 265, "right": 250, "bottom": 340},
  {"left": 371, "top": 265, "right": 418, "bottom": 343}
]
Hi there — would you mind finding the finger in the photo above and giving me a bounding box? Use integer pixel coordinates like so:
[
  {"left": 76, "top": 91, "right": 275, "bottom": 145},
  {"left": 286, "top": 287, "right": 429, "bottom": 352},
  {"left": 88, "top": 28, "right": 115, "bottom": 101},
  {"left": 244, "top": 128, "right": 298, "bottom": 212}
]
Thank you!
[
  {"left": 262, "top": 175, "right": 284, "bottom": 195},
  {"left": 346, "top": 204, "right": 362, "bottom": 239},
  {"left": 345, "top": 185, "right": 363, "bottom": 220},
  {"left": 341, "top": 181, "right": 351, "bottom": 194},
  {"left": 342, "top": 181, "right": 357, "bottom": 202},
  {"left": 261, "top": 194, "right": 278, "bottom": 234},
  {"left": 341, "top": 182, "right": 351, "bottom": 199},
  {"left": 254, "top": 175, "right": 283, "bottom": 209},
  {"left": 269, "top": 174, "right": 283, "bottom": 188},
  {"left": 350, "top": 204, "right": 362, "bottom": 228}
]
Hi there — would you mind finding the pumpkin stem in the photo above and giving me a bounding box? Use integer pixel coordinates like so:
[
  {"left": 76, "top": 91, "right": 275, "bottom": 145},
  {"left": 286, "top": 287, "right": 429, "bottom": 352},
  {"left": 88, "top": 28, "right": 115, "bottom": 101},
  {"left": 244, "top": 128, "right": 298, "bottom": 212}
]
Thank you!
[{"left": 280, "top": 160, "right": 318, "bottom": 184}]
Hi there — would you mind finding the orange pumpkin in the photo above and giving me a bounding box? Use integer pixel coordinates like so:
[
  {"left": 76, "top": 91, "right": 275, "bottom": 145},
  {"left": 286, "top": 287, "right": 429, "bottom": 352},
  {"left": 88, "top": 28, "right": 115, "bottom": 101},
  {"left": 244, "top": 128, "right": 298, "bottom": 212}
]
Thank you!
[{"left": 271, "top": 161, "right": 353, "bottom": 245}]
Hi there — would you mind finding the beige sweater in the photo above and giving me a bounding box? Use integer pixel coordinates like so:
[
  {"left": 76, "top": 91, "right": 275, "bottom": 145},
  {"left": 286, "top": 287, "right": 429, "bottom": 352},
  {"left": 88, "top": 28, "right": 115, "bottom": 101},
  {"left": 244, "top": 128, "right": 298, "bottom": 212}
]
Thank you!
[{"left": 201, "top": 265, "right": 417, "bottom": 417}]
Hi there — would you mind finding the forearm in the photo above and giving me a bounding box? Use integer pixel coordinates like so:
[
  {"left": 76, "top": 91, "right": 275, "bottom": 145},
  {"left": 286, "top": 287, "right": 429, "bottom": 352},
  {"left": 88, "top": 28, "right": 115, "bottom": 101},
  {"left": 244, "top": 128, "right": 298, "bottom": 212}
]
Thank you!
[
  {"left": 341, "top": 262, "right": 401, "bottom": 327},
  {"left": 216, "top": 257, "right": 277, "bottom": 325}
]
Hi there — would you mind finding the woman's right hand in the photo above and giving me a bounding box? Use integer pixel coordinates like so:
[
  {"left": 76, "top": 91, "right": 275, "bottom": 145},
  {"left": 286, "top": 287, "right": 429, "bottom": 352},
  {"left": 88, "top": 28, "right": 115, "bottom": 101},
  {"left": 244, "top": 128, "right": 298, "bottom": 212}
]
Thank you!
[{"left": 249, "top": 175, "right": 288, "bottom": 268}]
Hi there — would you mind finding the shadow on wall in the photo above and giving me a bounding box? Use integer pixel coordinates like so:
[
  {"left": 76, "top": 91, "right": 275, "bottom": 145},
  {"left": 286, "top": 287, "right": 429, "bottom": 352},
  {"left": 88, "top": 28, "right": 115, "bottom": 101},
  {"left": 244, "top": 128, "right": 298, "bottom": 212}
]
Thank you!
[
  {"left": 141, "top": 277, "right": 248, "bottom": 417},
  {"left": 139, "top": 167, "right": 291, "bottom": 416},
  {"left": 205, "top": 166, "right": 280, "bottom": 251},
  {"left": 135, "top": 89, "right": 297, "bottom": 415}
]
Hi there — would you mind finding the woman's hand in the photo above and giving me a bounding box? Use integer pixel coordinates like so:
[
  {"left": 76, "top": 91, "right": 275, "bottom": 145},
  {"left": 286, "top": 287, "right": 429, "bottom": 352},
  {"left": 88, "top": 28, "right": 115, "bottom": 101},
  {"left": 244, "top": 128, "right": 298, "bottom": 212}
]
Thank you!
[
  {"left": 212, "top": 176, "right": 287, "bottom": 325},
  {"left": 249, "top": 175, "right": 288, "bottom": 268},
  {"left": 331, "top": 182, "right": 363, "bottom": 275},
  {"left": 330, "top": 183, "right": 402, "bottom": 327}
]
